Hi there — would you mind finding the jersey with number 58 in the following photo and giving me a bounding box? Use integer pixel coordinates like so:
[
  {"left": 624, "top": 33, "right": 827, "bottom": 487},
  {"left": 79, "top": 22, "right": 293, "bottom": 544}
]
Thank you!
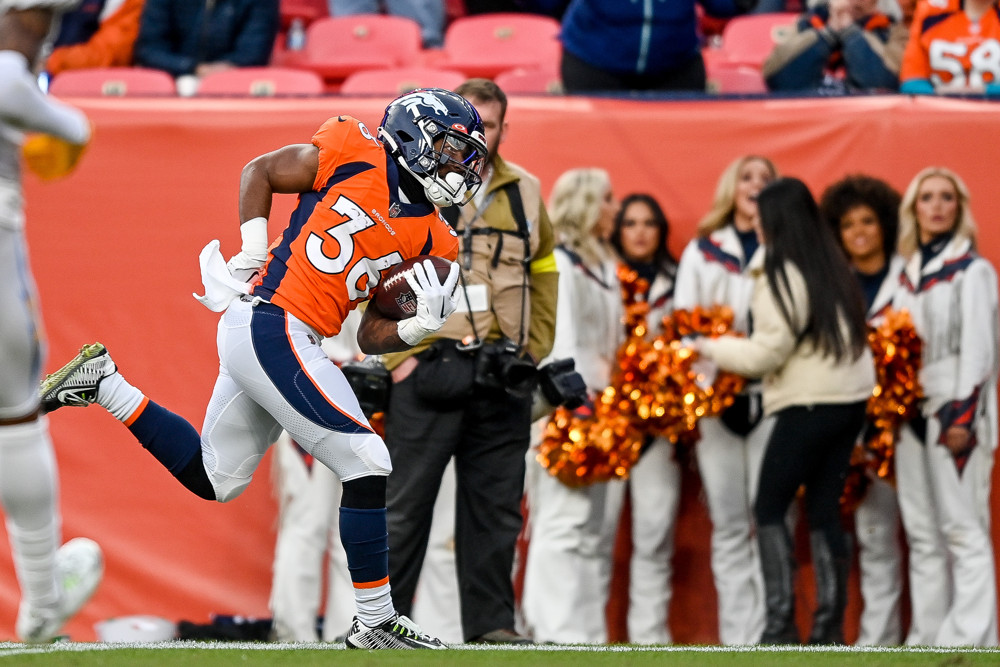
[
  {"left": 252, "top": 115, "right": 459, "bottom": 338},
  {"left": 900, "top": 1, "right": 1000, "bottom": 91}
]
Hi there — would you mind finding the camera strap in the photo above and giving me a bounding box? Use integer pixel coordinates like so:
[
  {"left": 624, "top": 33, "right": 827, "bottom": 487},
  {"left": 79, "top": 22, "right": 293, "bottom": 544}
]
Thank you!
[
  {"left": 503, "top": 182, "right": 531, "bottom": 351},
  {"left": 445, "top": 181, "right": 532, "bottom": 352}
]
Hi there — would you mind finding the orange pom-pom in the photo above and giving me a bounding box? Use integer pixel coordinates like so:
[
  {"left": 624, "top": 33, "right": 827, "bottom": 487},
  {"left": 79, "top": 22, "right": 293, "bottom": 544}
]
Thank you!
[
  {"left": 538, "top": 267, "right": 748, "bottom": 487},
  {"left": 864, "top": 309, "right": 923, "bottom": 482}
]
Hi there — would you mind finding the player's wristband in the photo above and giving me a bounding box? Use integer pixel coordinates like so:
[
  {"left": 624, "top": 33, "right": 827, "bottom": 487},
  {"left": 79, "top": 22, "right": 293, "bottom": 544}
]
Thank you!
[
  {"left": 240, "top": 217, "right": 268, "bottom": 261},
  {"left": 397, "top": 318, "right": 432, "bottom": 347}
]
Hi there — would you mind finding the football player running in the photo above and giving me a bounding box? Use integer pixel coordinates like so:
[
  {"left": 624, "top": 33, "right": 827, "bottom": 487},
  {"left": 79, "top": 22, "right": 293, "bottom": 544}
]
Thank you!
[
  {"left": 0, "top": 0, "right": 104, "bottom": 643},
  {"left": 40, "top": 88, "right": 487, "bottom": 649}
]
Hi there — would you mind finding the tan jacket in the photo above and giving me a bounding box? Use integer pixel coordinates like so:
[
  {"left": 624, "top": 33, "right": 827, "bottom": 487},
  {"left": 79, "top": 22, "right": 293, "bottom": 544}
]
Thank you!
[
  {"left": 700, "top": 252, "right": 874, "bottom": 416},
  {"left": 383, "top": 155, "right": 557, "bottom": 369}
]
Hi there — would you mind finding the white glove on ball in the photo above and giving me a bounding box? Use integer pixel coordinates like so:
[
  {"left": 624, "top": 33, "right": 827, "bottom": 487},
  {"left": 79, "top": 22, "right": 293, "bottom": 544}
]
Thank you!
[{"left": 397, "top": 260, "right": 460, "bottom": 346}]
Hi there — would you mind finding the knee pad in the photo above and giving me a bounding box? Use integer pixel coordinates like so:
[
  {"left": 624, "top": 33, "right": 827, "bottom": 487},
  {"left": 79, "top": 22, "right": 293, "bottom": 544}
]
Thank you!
[
  {"left": 309, "top": 430, "right": 392, "bottom": 481},
  {"left": 208, "top": 474, "right": 251, "bottom": 504},
  {"left": 348, "top": 431, "right": 392, "bottom": 476},
  {"left": 201, "top": 446, "right": 261, "bottom": 503},
  {"left": 0, "top": 418, "right": 57, "bottom": 518},
  {"left": 0, "top": 417, "right": 46, "bottom": 447}
]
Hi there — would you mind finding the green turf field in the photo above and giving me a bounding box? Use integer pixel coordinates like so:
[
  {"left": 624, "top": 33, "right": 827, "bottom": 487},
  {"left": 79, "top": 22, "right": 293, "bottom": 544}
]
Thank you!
[{"left": 3, "top": 642, "right": 999, "bottom": 666}]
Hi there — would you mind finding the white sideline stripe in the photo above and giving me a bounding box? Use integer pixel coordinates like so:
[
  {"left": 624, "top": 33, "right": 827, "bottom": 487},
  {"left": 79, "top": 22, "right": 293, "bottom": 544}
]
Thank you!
[{"left": 1, "top": 641, "right": 999, "bottom": 655}]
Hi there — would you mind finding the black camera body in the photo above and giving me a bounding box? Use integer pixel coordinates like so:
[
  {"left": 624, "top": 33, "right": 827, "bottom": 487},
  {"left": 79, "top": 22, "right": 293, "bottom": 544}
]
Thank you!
[
  {"left": 473, "top": 339, "right": 538, "bottom": 398},
  {"left": 538, "top": 358, "right": 587, "bottom": 410},
  {"left": 340, "top": 358, "right": 391, "bottom": 418}
]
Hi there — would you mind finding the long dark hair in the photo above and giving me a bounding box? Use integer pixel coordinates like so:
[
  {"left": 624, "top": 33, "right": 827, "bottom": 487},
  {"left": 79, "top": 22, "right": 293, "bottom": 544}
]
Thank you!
[
  {"left": 757, "top": 178, "right": 868, "bottom": 361},
  {"left": 818, "top": 174, "right": 901, "bottom": 266},
  {"left": 610, "top": 193, "right": 677, "bottom": 277}
]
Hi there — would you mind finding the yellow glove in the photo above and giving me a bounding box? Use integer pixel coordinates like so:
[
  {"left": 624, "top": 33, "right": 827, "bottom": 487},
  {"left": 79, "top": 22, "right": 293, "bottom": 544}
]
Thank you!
[{"left": 22, "top": 132, "right": 89, "bottom": 181}]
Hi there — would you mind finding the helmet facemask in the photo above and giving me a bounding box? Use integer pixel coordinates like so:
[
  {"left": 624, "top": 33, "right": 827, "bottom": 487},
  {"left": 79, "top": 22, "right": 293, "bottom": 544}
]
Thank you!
[{"left": 415, "top": 118, "right": 487, "bottom": 206}]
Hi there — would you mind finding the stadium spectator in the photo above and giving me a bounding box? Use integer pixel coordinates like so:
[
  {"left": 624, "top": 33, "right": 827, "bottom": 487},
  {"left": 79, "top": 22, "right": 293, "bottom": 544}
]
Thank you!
[
  {"left": 133, "top": 0, "right": 279, "bottom": 95},
  {"left": 899, "top": 0, "right": 1000, "bottom": 96},
  {"left": 0, "top": 0, "right": 103, "bottom": 643},
  {"left": 381, "top": 78, "right": 556, "bottom": 645},
  {"left": 518, "top": 0, "right": 568, "bottom": 17},
  {"left": 763, "top": 0, "right": 907, "bottom": 93},
  {"left": 38, "top": 87, "right": 491, "bottom": 650},
  {"left": 696, "top": 177, "right": 874, "bottom": 645},
  {"left": 819, "top": 173, "right": 906, "bottom": 646},
  {"left": 521, "top": 167, "right": 621, "bottom": 643},
  {"left": 673, "top": 155, "right": 777, "bottom": 645},
  {"left": 607, "top": 193, "right": 682, "bottom": 644},
  {"left": 892, "top": 167, "right": 999, "bottom": 647},
  {"left": 556, "top": 0, "right": 760, "bottom": 93},
  {"left": 329, "top": 0, "right": 445, "bottom": 48},
  {"left": 752, "top": 0, "right": 803, "bottom": 12},
  {"left": 45, "top": 0, "right": 144, "bottom": 76}
]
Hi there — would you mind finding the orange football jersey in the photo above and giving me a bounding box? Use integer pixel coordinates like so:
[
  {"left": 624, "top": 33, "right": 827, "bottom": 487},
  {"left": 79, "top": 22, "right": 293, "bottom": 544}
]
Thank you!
[
  {"left": 252, "top": 116, "right": 459, "bottom": 337},
  {"left": 901, "top": 1, "right": 1000, "bottom": 89}
]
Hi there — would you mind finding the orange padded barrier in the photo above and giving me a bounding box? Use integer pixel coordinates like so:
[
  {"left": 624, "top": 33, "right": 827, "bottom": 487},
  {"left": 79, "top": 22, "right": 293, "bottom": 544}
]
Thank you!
[{"left": 5, "top": 94, "right": 999, "bottom": 643}]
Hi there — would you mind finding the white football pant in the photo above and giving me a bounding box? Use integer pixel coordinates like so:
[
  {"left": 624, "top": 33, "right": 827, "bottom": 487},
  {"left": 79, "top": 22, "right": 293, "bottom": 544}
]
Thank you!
[
  {"left": 695, "top": 415, "right": 773, "bottom": 645},
  {"left": 896, "top": 423, "right": 998, "bottom": 647}
]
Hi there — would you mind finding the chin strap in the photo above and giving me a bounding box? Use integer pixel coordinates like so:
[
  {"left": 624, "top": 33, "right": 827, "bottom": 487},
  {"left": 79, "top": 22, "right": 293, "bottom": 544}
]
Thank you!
[{"left": 424, "top": 172, "right": 467, "bottom": 207}]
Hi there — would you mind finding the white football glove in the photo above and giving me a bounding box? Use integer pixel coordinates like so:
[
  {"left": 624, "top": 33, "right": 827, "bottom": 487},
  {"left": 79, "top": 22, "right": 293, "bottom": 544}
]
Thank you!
[
  {"left": 225, "top": 217, "right": 268, "bottom": 284},
  {"left": 397, "top": 260, "right": 460, "bottom": 346},
  {"left": 226, "top": 250, "right": 266, "bottom": 284}
]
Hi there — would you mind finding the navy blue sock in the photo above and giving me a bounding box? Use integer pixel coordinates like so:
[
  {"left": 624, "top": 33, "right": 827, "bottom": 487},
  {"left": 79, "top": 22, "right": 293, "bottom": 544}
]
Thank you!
[
  {"left": 127, "top": 400, "right": 214, "bottom": 500},
  {"left": 340, "top": 507, "right": 390, "bottom": 587}
]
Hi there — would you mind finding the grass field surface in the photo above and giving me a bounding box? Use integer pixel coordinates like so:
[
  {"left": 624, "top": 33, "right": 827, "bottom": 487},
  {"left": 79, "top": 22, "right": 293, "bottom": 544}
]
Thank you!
[{"left": 3, "top": 642, "right": 999, "bottom": 665}]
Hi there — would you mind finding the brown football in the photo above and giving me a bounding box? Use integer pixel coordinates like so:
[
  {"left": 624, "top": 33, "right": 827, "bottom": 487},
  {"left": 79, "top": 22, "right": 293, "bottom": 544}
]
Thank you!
[{"left": 373, "top": 255, "right": 454, "bottom": 320}]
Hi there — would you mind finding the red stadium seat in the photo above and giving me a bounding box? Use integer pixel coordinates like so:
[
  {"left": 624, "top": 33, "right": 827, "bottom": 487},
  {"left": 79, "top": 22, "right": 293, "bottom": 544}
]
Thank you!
[
  {"left": 438, "top": 13, "right": 561, "bottom": 79},
  {"left": 279, "top": 0, "right": 327, "bottom": 29},
  {"left": 716, "top": 12, "right": 799, "bottom": 69},
  {"left": 339, "top": 66, "right": 466, "bottom": 96},
  {"left": 195, "top": 67, "right": 325, "bottom": 97},
  {"left": 493, "top": 66, "right": 562, "bottom": 95},
  {"left": 49, "top": 67, "right": 176, "bottom": 96},
  {"left": 706, "top": 63, "right": 768, "bottom": 94},
  {"left": 297, "top": 15, "right": 422, "bottom": 84}
]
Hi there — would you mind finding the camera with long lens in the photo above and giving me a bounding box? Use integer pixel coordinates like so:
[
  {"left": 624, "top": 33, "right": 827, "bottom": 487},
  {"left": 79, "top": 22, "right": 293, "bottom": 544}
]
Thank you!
[
  {"left": 340, "top": 357, "right": 391, "bottom": 418},
  {"left": 473, "top": 339, "right": 538, "bottom": 398}
]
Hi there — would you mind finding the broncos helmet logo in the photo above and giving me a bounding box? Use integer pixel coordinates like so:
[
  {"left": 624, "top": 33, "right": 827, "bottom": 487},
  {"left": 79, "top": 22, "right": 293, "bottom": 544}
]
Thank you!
[{"left": 398, "top": 90, "right": 450, "bottom": 120}]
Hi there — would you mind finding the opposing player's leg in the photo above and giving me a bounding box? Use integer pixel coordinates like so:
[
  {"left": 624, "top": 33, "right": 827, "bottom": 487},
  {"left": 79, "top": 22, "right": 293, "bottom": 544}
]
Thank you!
[
  {"left": 2, "top": 238, "right": 102, "bottom": 643},
  {"left": 0, "top": 417, "right": 103, "bottom": 643}
]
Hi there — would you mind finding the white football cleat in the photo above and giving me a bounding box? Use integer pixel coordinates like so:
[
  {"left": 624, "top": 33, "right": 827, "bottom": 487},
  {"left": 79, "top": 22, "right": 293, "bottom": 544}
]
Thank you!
[
  {"left": 16, "top": 537, "right": 104, "bottom": 643},
  {"left": 345, "top": 613, "right": 447, "bottom": 650},
  {"left": 40, "top": 343, "right": 116, "bottom": 413}
]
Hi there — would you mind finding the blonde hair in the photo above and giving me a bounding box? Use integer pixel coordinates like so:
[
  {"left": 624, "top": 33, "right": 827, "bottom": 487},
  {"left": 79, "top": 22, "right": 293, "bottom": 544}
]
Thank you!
[
  {"left": 696, "top": 155, "right": 778, "bottom": 237},
  {"left": 897, "top": 166, "right": 977, "bottom": 258},
  {"left": 548, "top": 167, "right": 613, "bottom": 266}
]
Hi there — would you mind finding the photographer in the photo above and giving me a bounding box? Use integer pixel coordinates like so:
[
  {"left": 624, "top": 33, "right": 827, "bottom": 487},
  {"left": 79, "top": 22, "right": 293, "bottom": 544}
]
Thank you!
[{"left": 380, "top": 79, "right": 558, "bottom": 645}]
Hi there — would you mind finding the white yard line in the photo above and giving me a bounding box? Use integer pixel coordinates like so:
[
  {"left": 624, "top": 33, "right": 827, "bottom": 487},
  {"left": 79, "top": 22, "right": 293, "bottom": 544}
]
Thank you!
[{"left": 0, "top": 641, "right": 998, "bottom": 655}]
